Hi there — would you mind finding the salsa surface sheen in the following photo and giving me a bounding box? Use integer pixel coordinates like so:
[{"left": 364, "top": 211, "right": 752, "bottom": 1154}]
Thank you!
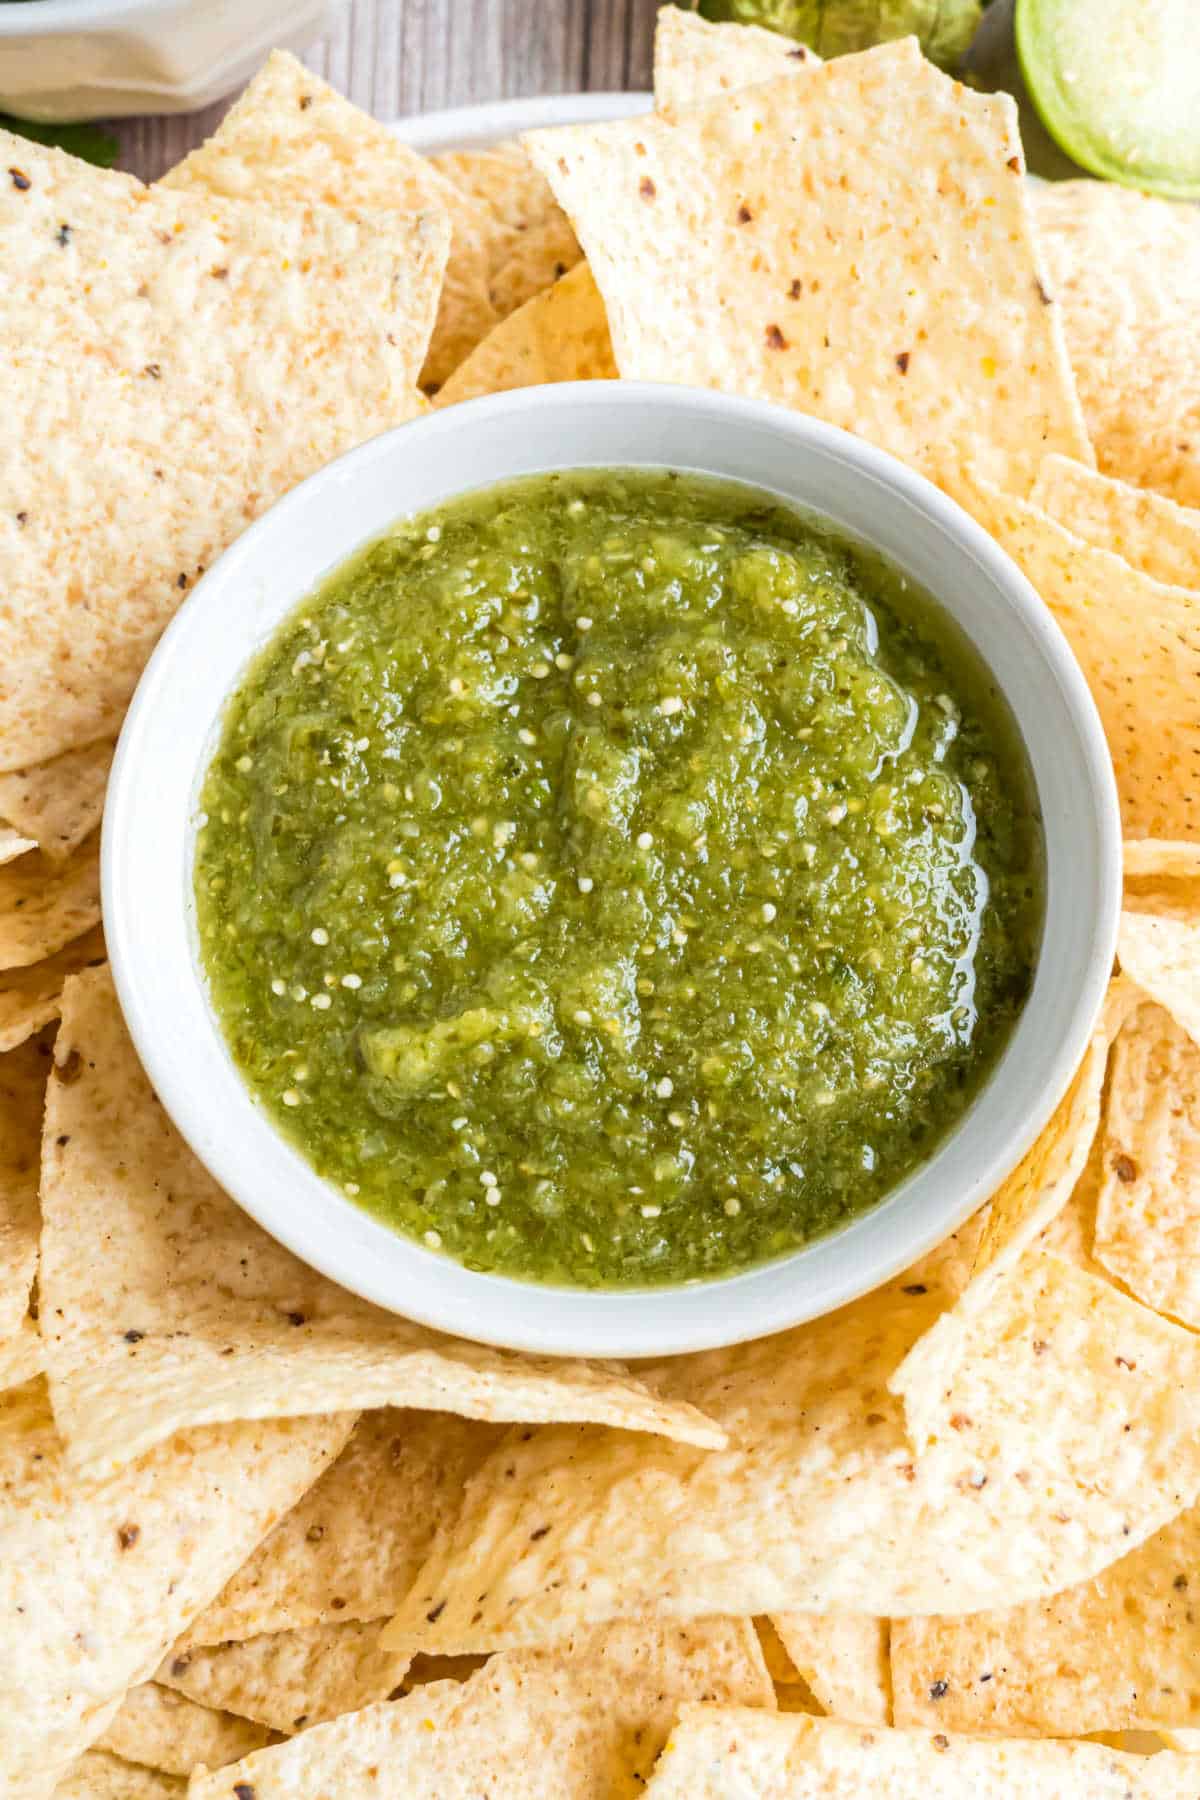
[{"left": 195, "top": 470, "right": 1044, "bottom": 1288}]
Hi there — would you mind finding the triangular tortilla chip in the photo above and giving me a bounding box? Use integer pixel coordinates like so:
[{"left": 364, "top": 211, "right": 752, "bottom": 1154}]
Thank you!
[
  {"left": 0, "top": 1031, "right": 51, "bottom": 1340},
  {"left": 435, "top": 262, "right": 616, "bottom": 407},
  {"left": 525, "top": 39, "right": 1089, "bottom": 497},
  {"left": 162, "top": 52, "right": 488, "bottom": 390},
  {"left": 158, "top": 1620, "right": 410, "bottom": 1735},
  {"left": 53, "top": 1751, "right": 184, "bottom": 1799},
  {"left": 1093, "top": 1001, "right": 1200, "bottom": 1326},
  {"left": 891, "top": 1500, "right": 1200, "bottom": 1736},
  {"left": 1032, "top": 455, "right": 1200, "bottom": 589},
  {"left": 0, "top": 743, "right": 113, "bottom": 866},
  {"left": 0, "top": 837, "right": 100, "bottom": 973},
  {"left": 640, "top": 1705, "right": 1194, "bottom": 1797},
  {"left": 1033, "top": 181, "right": 1200, "bottom": 507},
  {"left": 179, "top": 1410, "right": 500, "bottom": 1649},
  {"left": 653, "top": 5, "right": 819, "bottom": 115},
  {"left": 485, "top": 214, "right": 583, "bottom": 318},
  {"left": 384, "top": 1242, "right": 1200, "bottom": 1650},
  {"left": 0, "top": 133, "right": 445, "bottom": 771},
  {"left": 1119, "top": 911, "right": 1200, "bottom": 1048},
  {"left": 96, "top": 1683, "right": 276, "bottom": 1777},
  {"left": 771, "top": 1615, "right": 890, "bottom": 1724},
  {"left": 430, "top": 143, "right": 547, "bottom": 230},
  {"left": 37, "top": 968, "right": 722, "bottom": 1472},
  {"left": 430, "top": 142, "right": 581, "bottom": 326},
  {"left": 958, "top": 475, "right": 1200, "bottom": 839},
  {"left": 0, "top": 925, "right": 105, "bottom": 1055},
  {"left": 0, "top": 1376, "right": 350, "bottom": 1795},
  {"left": 189, "top": 1619, "right": 772, "bottom": 1800}
]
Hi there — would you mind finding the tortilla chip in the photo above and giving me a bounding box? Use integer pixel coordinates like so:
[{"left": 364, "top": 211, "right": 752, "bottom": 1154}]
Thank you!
[
  {"left": 37, "top": 967, "right": 722, "bottom": 1472},
  {"left": 0, "top": 1376, "right": 350, "bottom": 1795},
  {"left": 1092, "top": 1001, "right": 1200, "bottom": 1325},
  {"left": 189, "top": 1618, "right": 772, "bottom": 1800},
  {"left": 894, "top": 982, "right": 1130, "bottom": 1414},
  {"left": 0, "top": 1316, "right": 43, "bottom": 1393},
  {"left": 96, "top": 1683, "right": 276, "bottom": 1776},
  {"left": 158, "top": 1621, "right": 410, "bottom": 1735},
  {"left": 640, "top": 1705, "right": 1194, "bottom": 1797},
  {"left": 891, "top": 1500, "right": 1200, "bottom": 1736},
  {"left": 486, "top": 213, "right": 584, "bottom": 318},
  {"left": 771, "top": 1616, "right": 890, "bottom": 1724},
  {"left": 755, "top": 1618, "right": 800, "bottom": 1685},
  {"left": 959, "top": 475, "right": 1200, "bottom": 839},
  {"left": 1033, "top": 181, "right": 1200, "bottom": 507},
  {"left": 384, "top": 1242, "right": 1200, "bottom": 1650},
  {"left": 0, "top": 925, "right": 105, "bottom": 1055},
  {"left": 524, "top": 39, "right": 1089, "bottom": 499},
  {"left": 1032, "top": 455, "right": 1200, "bottom": 590},
  {"left": 431, "top": 143, "right": 557, "bottom": 236},
  {"left": 430, "top": 142, "right": 582, "bottom": 315},
  {"left": 53, "top": 1751, "right": 184, "bottom": 1800},
  {"left": 0, "top": 742, "right": 113, "bottom": 866},
  {"left": 653, "top": 6, "right": 819, "bottom": 114},
  {"left": 0, "top": 137, "right": 444, "bottom": 773},
  {"left": 0, "top": 837, "right": 101, "bottom": 973},
  {"left": 162, "top": 52, "right": 487, "bottom": 390},
  {"left": 0, "top": 1030, "right": 52, "bottom": 1340},
  {"left": 0, "top": 827, "right": 35, "bottom": 865},
  {"left": 435, "top": 263, "right": 616, "bottom": 408},
  {"left": 1118, "top": 911, "right": 1200, "bottom": 1050},
  {"left": 179, "top": 1410, "right": 500, "bottom": 1648},
  {"left": 1126, "top": 840, "right": 1200, "bottom": 882},
  {"left": 161, "top": 56, "right": 489, "bottom": 390},
  {"left": 959, "top": 985, "right": 1141, "bottom": 1302},
  {"left": 1160, "top": 1729, "right": 1200, "bottom": 1752}
]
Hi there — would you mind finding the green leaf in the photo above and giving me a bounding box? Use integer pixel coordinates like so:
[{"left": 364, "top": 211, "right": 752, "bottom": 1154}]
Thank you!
[{"left": 0, "top": 114, "right": 119, "bottom": 168}]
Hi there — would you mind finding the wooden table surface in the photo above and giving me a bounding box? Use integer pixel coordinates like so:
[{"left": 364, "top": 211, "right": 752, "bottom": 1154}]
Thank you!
[{"left": 115, "top": 0, "right": 662, "bottom": 181}]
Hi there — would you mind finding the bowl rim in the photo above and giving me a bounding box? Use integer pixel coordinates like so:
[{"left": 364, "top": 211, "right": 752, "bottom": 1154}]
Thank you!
[{"left": 103, "top": 380, "right": 1122, "bottom": 1358}]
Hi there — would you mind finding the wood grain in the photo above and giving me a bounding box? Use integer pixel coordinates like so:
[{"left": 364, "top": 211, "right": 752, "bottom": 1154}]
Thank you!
[{"left": 112, "top": 0, "right": 661, "bottom": 181}]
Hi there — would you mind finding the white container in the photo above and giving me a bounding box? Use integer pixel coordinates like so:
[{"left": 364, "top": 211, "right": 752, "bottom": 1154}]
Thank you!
[
  {"left": 103, "top": 382, "right": 1122, "bottom": 1360},
  {"left": 0, "top": 0, "right": 341, "bottom": 122}
]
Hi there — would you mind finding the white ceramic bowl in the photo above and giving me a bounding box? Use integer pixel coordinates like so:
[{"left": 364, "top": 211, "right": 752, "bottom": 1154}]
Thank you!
[
  {"left": 0, "top": 0, "right": 341, "bottom": 121},
  {"left": 104, "top": 383, "right": 1121, "bottom": 1358}
]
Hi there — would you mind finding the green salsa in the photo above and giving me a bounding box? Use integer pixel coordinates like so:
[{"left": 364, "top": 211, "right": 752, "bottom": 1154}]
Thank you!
[{"left": 195, "top": 471, "right": 1043, "bottom": 1288}]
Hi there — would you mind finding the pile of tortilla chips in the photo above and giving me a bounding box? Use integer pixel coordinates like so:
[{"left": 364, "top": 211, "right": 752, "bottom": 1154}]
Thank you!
[{"left": 4, "top": 8, "right": 1200, "bottom": 1795}]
